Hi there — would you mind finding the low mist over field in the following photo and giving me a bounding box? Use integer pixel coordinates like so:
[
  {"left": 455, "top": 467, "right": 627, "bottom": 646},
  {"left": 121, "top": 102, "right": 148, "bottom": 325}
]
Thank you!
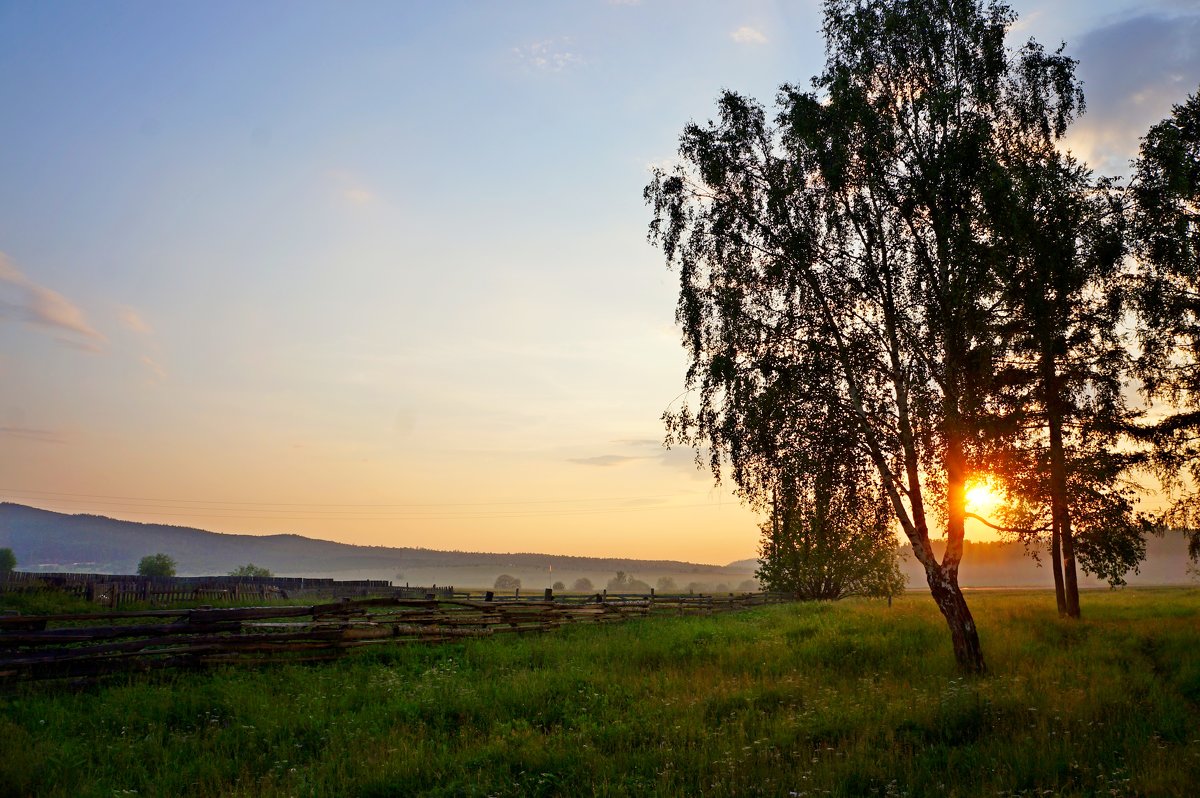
[{"left": 2, "top": 502, "right": 1194, "bottom": 591}]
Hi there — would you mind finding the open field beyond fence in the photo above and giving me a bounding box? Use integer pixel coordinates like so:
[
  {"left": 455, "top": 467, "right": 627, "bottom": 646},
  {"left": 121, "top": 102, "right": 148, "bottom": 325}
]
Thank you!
[{"left": 1, "top": 589, "right": 1197, "bottom": 796}]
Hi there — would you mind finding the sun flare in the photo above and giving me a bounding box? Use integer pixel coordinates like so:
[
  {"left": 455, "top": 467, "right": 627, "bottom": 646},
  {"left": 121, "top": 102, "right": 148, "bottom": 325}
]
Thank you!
[{"left": 965, "top": 479, "right": 1002, "bottom": 516}]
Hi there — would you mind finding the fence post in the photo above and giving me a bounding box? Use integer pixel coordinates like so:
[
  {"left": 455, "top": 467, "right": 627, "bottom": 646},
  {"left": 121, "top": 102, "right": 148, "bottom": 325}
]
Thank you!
[
  {"left": 485, "top": 590, "right": 494, "bottom": 602},
  {"left": 544, "top": 587, "right": 553, "bottom": 602}
]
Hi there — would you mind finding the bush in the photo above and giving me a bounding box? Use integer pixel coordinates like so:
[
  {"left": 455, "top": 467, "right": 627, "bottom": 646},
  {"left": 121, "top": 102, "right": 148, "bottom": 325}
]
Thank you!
[
  {"left": 137, "top": 553, "right": 177, "bottom": 577},
  {"left": 229, "top": 563, "right": 272, "bottom": 577},
  {"left": 656, "top": 576, "right": 678, "bottom": 593},
  {"left": 552, "top": 581, "right": 565, "bottom": 591},
  {"left": 0, "top": 547, "right": 15, "bottom": 575},
  {"left": 494, "top": 574, "right": 521, "bottom": 591},
  {"left": 572, "top": 577, "right": 594, "bottom": 592}
]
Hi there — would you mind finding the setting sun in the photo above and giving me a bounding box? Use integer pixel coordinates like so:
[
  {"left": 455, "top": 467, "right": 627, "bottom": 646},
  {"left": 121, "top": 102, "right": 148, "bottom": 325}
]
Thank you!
[{"left": 965, "top": 479, "right": 1003, "bottom": 517}]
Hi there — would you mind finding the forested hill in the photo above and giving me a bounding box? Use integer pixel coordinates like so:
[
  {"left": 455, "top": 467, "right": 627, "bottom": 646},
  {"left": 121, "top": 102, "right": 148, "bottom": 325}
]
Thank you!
[{"left": 0, "top": 503, "right": 752, "bottom": 584}]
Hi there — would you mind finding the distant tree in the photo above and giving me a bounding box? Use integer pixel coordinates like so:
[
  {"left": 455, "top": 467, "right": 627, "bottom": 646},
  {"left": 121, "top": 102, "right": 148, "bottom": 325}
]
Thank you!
[
  {"left": 494, "top": 574, "right": 521, "bottom": 591},
  {"left": 571, "top": 577, "right": 593, "bottom": 592},
  {"left": 656, "top": 576, "right": 678, "bottom": 593},
  {"left": 757, "top": 476, "right": 906, "bottom": 601},
  {"left": 552, "top": 580, "right": 565, "bottom": 592},
  {"left": 229, "top": 563, "right": 272, "bottom": 578},
  {"left": 0, "top": 547, "right": 15, "bottom": 575},
  {"left": 751, "top": 378, "right": 907, "bottom": 601},
  {"left": 137, "top": 553, "right": 176, "bottom": 578},
  {"left": 737, "top": 579, "right": 758, "bottom": 593},
  {"left": 607, "top": 572, "right": 650, "bottom": 593}
]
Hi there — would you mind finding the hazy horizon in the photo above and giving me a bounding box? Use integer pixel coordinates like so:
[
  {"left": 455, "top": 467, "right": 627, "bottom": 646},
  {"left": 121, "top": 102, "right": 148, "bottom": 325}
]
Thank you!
[{"left": 3, "top": 1, "right": 1199, "bottom": 562}]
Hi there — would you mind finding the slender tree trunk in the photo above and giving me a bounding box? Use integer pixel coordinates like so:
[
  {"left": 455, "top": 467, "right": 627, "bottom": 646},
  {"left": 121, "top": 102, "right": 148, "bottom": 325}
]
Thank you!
[
  {"left": 937, "top": 418, "right": 986, "bottom": 673},
  {"left": 1061, "top": 515, "right": 1081, "bottom": 618},
  {"left": 1050, "top": 515, "right": 1067, "bottom": 616},
  {"left": 1043, "top": 349, "right": 1081, "bottom": 618},
  {"left": 926, "top": 564, "right": 986, "bottom": 673}
]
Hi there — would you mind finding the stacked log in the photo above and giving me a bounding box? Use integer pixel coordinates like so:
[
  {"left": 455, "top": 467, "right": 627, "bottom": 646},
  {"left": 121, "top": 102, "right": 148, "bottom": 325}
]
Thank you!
[{"left": 0, "top": 592, "right": 788, "bottom": 682}]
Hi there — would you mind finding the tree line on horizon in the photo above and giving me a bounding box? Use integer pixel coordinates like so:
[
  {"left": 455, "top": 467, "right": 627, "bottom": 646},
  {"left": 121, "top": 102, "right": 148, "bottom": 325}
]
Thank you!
[{"left": 647, "top": 0, "right": 1200, "bottom": 672}]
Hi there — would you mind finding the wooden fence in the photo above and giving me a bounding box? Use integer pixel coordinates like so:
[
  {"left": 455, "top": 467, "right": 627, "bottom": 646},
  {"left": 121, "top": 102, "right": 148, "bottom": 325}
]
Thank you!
[
  {"left": 0, "top": 592, "right": 791, "bottom": 682},
  {"left": 0, "top": 571, "right": 450, "bottom": 606}
]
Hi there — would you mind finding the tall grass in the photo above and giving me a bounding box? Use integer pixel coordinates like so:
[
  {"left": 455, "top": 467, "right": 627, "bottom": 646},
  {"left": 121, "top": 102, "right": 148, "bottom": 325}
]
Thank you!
[{"left": 2, "top": 589, "right": 1197, "bottom": 796}]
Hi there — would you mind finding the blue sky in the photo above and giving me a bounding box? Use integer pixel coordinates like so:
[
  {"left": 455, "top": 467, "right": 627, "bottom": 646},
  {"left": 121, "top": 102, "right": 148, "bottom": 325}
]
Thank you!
[{"left": 2, "top": 0, "right": 1198, "bottom": 563}]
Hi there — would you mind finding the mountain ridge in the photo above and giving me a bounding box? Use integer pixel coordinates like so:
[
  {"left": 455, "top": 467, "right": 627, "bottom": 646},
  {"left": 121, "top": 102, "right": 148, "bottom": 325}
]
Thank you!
[{"left": 0, "top": 503, "right": 758, "bottom": 588}]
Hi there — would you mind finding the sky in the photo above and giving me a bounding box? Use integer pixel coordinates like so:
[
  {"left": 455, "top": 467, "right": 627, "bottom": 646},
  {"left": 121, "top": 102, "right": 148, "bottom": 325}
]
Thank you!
[{"left": 2, "top": 1, "right": 1199, "bottom": 565}]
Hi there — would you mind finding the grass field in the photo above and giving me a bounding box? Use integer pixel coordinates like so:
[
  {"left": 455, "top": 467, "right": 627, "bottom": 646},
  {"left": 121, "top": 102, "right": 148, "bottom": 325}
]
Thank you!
[{"left": 2, "top": 588, "right": 1198, "bottom": 797}]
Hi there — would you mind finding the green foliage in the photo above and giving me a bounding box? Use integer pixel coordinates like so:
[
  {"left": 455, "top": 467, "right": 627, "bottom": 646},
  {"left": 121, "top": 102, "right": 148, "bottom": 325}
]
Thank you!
[
  {"left": 753, "top": 373, "right": 907, "bottom": 601},
  {"left": 137, "top": 553, "right": 177, "bottom": 578},
  {"left": 2, "top": 590, "right": 1197, "bottom": 796},
  {"left": 552, "top": 581, "right": 565, "bottom": 592},
  {"left": 571, "top": 577, "right": 593, "bottom": 592},
  {"left": 493, "top": 574, "right": 520, "bottom": 591},
  {"left": 1132, "top": 86, "right": 1200, "bottom": 564},
  {"left": 645, "top": 0, "right": 1099, "bottom": 670},
  {"left": 228, "top": 563, "right": 272, "bottom": 578},
  {"left": 0, "top": 547, "right": 15, "bottom": 574}
]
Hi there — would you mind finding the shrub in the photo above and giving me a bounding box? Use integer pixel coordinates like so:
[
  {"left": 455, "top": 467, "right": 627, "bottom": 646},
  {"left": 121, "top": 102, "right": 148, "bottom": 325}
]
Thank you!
[
  {"left": 229, "top": 563, "right": 272, "bottom": 577},
  {"left": 494, "top": 574, "right": 521, "bottom": 591},
  {"left": 137, "top": 553, "right": 177, "bottom": 577}
]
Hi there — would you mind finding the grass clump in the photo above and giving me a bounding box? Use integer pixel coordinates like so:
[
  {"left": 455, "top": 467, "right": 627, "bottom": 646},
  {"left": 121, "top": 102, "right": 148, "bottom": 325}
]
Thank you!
[{"left": 1, "top": 589, "right": 1198, "bottom": 796}]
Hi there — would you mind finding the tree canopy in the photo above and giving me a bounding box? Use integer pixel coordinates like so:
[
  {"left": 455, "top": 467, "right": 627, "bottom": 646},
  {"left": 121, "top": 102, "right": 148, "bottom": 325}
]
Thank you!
[
  {"left": 137, "top": 553, "right": 177, "bottom": 578},
  {"left": 647, "top": 0, "right": 1111, "bottom": 672},
  {"left": 1132, "top": 86, "right": 1200, "bottom": 562},
  {"left": 493, "top": 574, "right": 521, "bottom": 591}
]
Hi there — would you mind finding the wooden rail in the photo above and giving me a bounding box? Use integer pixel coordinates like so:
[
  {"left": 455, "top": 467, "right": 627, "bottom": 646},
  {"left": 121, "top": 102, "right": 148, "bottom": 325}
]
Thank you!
[{"left": 0, "top": 592, "right": 791, "bottom": 682}]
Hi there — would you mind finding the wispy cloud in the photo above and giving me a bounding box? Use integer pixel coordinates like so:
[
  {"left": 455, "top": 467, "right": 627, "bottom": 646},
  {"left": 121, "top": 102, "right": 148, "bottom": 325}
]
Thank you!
[
  {"left": 1008, "top": 9, "right": 1043, "bottom": 33},
  {"left": 0, "top": 425, "right": 66, "bottom": 444},
  {"left": 0, "top": 253, "right": 106, "bottom": 350},
  {"left": 612, "top": 438, "right": 662, "bottom": 447},
  {"left": 118, "top": 306, "right": 154, "bottom": 335},
  {"left": 140, "top": 355, "right": 167, "bottom": 382},
  {"left": 731, "top": 26, "right": 768, "bottom": 45},
  {"left": 513, "top": 38, "right": 583, "bottom": 72},
  {"left": 329, "top": 170, "right": 377, "bottom": 206},
  {"left": 568, "top": 454, "right": 644, "bottom": 467}
]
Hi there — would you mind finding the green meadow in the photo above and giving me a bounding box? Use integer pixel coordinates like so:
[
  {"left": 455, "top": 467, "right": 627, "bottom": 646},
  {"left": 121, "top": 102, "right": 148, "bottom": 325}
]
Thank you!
[{"left": 2, "top": 589, "right": 1198, "bottom": 797}]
